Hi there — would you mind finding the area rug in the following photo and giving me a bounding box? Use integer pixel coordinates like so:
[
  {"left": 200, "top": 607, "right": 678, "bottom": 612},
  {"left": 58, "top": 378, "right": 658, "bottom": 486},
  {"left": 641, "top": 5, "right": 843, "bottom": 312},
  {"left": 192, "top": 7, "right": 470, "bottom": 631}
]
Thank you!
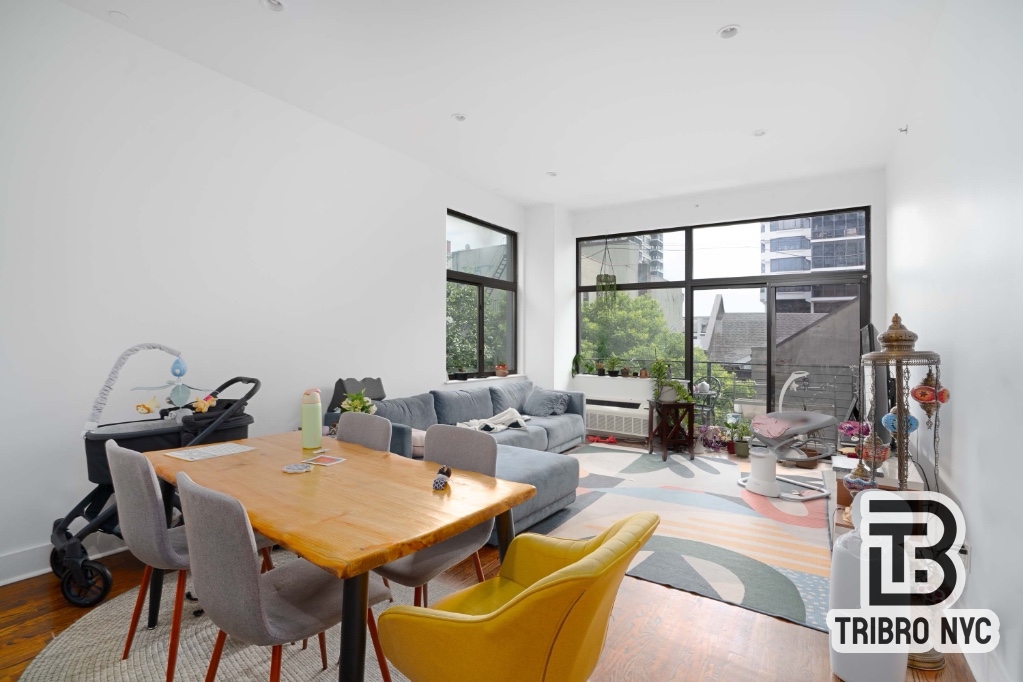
[
  {"left": 21, "top": 551, "right": 448, "bottom": 682},
  {"left": 533, "top": 444, "right": 832, "bottom": 631}
]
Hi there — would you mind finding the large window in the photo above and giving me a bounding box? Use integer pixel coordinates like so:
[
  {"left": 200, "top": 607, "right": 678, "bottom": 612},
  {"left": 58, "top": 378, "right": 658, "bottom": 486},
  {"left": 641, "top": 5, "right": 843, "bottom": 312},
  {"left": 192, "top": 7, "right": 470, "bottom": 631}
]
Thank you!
[
  {"left": 577, "top": 207, "right": 871, "bottom": 426},
  {"left": 446, "top": 211, "right": 516, "bottom": 377}
]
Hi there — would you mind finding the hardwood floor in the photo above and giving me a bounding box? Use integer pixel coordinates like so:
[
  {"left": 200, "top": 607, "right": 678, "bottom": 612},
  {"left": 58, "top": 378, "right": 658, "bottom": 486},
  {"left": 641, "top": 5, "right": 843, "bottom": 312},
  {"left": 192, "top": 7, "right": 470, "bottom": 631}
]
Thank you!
[{"left": 0, "top": 548, "right": 974, "bottom": 681}]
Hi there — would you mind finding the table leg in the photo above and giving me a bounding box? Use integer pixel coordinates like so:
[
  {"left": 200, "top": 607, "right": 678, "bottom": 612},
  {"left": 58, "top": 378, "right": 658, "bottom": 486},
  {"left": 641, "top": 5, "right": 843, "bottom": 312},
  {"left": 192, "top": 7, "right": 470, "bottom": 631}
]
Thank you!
[
  {"left": 687, "top": 405, "right": 695, "bottom": 461},
  {"left": 660, "top": 406, "right": 669, "bottom": 462},
  {"left": 147, "top": 568, "right": 163, "bottom": 629},
  {"left": 647, "top": 403, "right": 655, "bottom": 454},
  {"left": 496, "top": 510, "right": 515, "bottom": 562},
  {"left": 147, "top": 479, "right": 176, "bottom": 629},
  {"left": 339, "top": 572, "right": 369, "bottom": 682}
]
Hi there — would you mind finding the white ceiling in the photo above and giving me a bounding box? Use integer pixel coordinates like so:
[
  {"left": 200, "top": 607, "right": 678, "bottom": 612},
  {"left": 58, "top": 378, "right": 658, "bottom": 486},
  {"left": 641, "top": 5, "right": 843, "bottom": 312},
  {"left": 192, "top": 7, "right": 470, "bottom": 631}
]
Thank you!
[{"left": 61, "top": 0, "right": 945, "bottom": 210}]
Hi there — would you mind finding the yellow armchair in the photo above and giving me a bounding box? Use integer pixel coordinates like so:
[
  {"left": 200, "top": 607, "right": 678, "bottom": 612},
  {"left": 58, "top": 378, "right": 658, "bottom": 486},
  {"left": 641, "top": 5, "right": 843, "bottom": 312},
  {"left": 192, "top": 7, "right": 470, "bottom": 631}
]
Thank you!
[{"left": 377, "top": 512, "right": 660, "bottom": 682}]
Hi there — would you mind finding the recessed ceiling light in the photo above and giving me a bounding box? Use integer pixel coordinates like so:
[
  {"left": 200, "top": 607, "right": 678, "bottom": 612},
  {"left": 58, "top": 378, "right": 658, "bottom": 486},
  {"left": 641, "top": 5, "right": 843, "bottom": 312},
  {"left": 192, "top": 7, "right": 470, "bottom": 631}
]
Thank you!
[
  {"left": 546, "top": 171, "right": 558, "bottom": 177},
  {"left": 752, "top": 129, "right": 767, "bottom": 137},
  {"left": 107, "top": 10, "right": 129, "bottom": 21},
  {"left": 718, "top": 24, "right": 740, "bottom": 39},
  {"left": 451, "top": 113, "right": 467, "bottom": 122},
  {"left": 261, "top": 0, "right": 285, "bottom": 12}
]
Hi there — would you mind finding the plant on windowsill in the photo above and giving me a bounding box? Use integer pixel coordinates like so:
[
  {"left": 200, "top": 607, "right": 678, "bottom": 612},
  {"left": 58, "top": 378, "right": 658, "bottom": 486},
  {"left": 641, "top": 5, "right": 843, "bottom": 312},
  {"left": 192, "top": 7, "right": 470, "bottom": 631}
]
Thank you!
[
  {"left": 595, "top": 360, "right": 606, "bottom": 376},
  {"left": 571, "top": 353, "right": 584, "bottom": 378},
  {"left": 649, "top": 358, "right": 691, "bottom": 402},
  {"left": 584, "top": 360, "right": 596, "bottom": 375},
  {"left": 495, "top": 362, "right": 509, "bottom": 377},
  {"left": 606, "top": 355, "right": 622, "bottom": 377},
  {"left": 449, "top": 368, "right": 469, "bottom": 381},
  {"left": 620, "top": 365, "right": 631, "bottom": 377}
]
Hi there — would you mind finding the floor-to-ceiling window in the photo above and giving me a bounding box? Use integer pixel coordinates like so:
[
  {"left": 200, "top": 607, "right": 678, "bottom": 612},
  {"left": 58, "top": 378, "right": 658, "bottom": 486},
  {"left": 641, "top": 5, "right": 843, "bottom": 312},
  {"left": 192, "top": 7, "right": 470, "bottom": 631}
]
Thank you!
[
  {"left": 446, "top": 210, "right": 517, "bottom": 377},
  {"left": 576, "top": 207, "right": 870, "bottom": 432}
]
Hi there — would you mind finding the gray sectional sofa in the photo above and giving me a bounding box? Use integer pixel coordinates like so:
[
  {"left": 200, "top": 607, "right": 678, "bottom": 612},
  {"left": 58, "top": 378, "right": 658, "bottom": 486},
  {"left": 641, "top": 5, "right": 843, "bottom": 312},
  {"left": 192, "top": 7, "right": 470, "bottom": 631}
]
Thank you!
[{"left": 366, "top": 380, "right": 584, "bottom": 538}]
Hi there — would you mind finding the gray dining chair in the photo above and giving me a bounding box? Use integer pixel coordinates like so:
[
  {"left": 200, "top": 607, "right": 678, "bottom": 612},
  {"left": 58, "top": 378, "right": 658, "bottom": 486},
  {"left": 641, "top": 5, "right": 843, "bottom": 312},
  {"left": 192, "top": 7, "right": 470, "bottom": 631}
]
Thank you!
[
  {"left": 336, "top": 411, "right": 392, "bottom": 452},
  {"left": 175, "top": 472, "right": 393, "bottom": 682},
  {"left": 373, "top": 425, "right": 496, "bottom": 609},
  {"left": 106, "top": 441, "right": 276, "bottom": 682}
]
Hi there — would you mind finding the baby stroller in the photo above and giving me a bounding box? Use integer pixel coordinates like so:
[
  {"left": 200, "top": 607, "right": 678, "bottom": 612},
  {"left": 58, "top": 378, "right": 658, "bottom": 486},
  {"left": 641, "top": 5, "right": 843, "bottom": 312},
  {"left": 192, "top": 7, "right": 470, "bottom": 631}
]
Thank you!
[{"left": 50, "top": 343, "right": 260, "bottom": 607}]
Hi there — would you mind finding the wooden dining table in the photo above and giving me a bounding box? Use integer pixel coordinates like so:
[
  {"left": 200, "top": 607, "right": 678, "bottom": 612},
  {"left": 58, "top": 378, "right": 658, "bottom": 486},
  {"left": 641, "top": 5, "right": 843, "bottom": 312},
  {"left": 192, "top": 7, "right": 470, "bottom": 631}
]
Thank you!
[{"left": 145, "top": 431, "right": 536, "bottom": 682}]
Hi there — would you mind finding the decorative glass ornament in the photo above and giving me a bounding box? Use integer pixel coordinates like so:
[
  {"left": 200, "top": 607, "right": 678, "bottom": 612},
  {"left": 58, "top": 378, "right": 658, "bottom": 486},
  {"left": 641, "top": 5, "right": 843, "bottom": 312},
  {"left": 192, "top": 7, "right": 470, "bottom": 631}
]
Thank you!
[{"left": 910, "top": 368, "right": 950, "bottom": 419}]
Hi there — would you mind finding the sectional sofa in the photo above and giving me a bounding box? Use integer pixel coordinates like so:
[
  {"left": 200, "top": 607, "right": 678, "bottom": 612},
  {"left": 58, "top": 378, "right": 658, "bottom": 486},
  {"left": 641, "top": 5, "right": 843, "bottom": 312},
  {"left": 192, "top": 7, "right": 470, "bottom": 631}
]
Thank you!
[{"left": 340, "top": 380, "right": 584, "bottom": 538}]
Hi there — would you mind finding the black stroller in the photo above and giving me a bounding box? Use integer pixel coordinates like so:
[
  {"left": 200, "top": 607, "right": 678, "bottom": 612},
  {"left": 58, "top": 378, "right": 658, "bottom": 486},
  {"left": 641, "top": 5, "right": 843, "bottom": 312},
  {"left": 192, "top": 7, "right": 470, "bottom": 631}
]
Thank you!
[{"left": 50, "top": 343, "right": 260, "bottom": 606}]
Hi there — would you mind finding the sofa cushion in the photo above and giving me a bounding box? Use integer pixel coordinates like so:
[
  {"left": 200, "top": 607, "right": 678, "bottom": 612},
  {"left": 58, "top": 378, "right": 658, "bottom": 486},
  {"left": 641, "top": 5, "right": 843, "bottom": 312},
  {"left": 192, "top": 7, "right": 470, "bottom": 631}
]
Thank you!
[
  {"left": 495, "top": 445, "right": 579, "bottom": 530},
  {"left": 372, "top": 393, "right": 437, "bottom": 432},
  {"left": 523, "top": 387, "right": 569, "bottom": 417},
  {"left": 490, "top": 425, "right": 548, "bottom": 451},
  {"left": 489, "top": 380, "right": 534, "bottom": 413},
  {"left": 431, "top": 387, "right": 495, "bottom": 425},
  {"left": 522, "top": 414, "right": 585, "bottom": 451},
  {"left": 410, "top": 428, "right": 427, "bottom": 458}
]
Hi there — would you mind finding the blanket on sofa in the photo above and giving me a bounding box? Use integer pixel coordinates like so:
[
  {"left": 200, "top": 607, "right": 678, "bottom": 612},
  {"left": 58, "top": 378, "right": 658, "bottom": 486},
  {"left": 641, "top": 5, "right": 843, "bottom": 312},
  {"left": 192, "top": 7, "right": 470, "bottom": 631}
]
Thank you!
[{"left": 457, "top": 407, "right": 530, "bottom": 433}]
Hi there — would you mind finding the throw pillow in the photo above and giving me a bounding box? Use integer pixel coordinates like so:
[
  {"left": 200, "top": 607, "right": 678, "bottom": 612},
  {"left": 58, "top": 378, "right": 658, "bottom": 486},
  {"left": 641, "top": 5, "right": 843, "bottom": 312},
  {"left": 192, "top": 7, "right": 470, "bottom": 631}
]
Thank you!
[
  {"left": 411, "top": 428, "right": 427, "bottom": 458},
  {"left": 523, "top": 387, "right": 569, "bottom": 417}
]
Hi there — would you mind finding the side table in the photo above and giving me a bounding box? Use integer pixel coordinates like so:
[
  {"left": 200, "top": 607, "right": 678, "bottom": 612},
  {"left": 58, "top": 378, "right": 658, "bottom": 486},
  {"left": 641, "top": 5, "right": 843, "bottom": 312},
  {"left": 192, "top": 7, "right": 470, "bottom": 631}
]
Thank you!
[{"left": 647, "top": 400, "right": 695, "bottom": 461}]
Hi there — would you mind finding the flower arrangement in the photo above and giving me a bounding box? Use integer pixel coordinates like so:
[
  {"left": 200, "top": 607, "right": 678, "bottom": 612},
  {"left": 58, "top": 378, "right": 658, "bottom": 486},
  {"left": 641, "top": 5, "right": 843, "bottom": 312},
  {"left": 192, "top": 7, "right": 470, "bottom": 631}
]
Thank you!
[
  {"left": 697, "top": 425, "right": 730, "bottom": 452},
  {"left": 495, "top": 362, "right": 509, "bottom": 377},
  {"left": 337, "top": 389, "right": 377, "bottom": 415},
  {"left": 838, "top": 420, "right": 871, "bottom": 439}
]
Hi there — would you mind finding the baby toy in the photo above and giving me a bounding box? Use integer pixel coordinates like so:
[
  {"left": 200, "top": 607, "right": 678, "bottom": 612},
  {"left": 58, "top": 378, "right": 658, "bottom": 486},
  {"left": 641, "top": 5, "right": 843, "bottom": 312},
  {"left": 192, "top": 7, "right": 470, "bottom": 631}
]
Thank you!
[
  {"left": 134, "top": 396, "right": 161, "bottom": 414},
  {"left": 191, "top": 396, "right": 218, "bottom": 413},
  {"left": 132, "top": 354, "right": 207, "bottom": 409},
  {"left": 433, "top": 465, "right": 453, "bottom": 490}
]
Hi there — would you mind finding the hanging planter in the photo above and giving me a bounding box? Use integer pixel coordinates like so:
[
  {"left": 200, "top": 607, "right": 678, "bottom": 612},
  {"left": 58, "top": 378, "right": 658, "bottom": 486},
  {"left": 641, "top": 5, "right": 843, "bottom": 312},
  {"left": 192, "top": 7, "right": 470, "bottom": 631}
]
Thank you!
[{"left": 595, "top": 239, "right": 618, "bottom": 322}]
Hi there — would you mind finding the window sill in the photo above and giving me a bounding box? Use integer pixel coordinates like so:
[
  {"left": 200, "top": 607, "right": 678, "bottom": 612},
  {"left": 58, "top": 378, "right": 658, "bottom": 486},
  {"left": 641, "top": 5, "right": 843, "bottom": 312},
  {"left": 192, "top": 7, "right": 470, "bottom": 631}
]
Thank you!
[{"left": 443, "top": 373, "right": 525, "bottom": 385}]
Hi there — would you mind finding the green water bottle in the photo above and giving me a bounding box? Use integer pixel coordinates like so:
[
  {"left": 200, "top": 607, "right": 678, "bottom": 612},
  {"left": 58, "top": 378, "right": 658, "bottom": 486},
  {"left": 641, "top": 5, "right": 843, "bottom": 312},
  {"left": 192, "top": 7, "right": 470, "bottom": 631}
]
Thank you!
[{"left": 301, "top": 388, "right": 322, "bottom": 449}]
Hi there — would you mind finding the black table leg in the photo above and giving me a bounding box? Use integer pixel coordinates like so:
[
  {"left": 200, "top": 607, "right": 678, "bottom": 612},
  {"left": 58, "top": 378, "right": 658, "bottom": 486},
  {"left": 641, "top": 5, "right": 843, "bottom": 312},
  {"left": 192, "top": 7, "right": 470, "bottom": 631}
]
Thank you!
[
  {"left": 147, "top": 479, "right": 176, "bottom": 629},
  {"left": 496, "top": 510, "right": 515, "bottom": 562},
  {"left": 339, "top": 572, "right": 368, "bottom": 682},
  {"left": 147, "top": 568, "right": 163, "bottom": 629}
]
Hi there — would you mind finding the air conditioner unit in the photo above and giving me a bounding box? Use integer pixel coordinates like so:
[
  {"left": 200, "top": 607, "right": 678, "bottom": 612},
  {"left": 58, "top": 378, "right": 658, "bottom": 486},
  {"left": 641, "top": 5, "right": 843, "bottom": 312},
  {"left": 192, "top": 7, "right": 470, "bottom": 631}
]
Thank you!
[{"left": 585, "top": 398, "right": 649, "bottom": 439}]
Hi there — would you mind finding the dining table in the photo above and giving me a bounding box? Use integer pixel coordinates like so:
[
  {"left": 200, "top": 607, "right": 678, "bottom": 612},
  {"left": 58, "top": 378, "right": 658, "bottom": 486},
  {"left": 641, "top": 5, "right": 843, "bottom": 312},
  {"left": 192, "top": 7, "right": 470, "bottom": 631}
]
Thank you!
[{"left": 145, "top": 430, "right": 536, "bottom": 682}]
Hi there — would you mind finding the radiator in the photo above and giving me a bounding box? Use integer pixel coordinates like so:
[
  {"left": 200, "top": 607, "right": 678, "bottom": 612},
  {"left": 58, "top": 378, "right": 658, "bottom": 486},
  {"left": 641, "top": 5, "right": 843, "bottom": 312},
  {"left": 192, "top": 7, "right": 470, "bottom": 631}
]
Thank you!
[{"left": 585, "top": 400, "right": 649, "bottom": 438}]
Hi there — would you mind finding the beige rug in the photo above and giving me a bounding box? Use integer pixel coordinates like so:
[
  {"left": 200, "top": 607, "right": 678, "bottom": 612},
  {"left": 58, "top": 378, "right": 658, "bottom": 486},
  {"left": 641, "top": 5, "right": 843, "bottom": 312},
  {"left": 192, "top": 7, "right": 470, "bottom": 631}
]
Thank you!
[{"left": 22, "top": 551, "right": 452, "bottom": 681}]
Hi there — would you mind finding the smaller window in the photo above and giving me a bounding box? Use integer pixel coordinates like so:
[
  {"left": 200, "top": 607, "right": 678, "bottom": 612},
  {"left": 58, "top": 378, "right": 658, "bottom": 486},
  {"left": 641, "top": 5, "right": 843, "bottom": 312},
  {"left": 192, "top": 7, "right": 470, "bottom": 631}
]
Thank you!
[{"left": 771, "top": 256, "right": 811, "bottom": 273}]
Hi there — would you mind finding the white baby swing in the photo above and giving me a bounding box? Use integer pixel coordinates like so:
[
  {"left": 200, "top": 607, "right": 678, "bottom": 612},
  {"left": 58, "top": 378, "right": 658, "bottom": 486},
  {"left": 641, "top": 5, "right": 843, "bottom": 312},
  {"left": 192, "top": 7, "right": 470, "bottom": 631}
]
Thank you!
[{"left": 738, "top": 371, "right": 836, "bottom": 501}]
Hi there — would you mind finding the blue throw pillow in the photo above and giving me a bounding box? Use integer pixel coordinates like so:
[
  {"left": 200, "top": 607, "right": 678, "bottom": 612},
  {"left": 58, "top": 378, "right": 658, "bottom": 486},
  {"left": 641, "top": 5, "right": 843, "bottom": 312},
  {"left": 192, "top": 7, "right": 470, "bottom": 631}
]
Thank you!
[{"left": 523, "top": 387, "right": 569, "bottom": 417}]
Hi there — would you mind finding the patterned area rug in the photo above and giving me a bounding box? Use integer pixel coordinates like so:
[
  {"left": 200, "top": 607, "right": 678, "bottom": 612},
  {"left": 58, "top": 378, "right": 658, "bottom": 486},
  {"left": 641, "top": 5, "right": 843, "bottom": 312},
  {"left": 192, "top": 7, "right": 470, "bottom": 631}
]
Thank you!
[
  {"left": 22, "top": 550, "right": 447, "bottom": 681},
  {"left": 532, "top": 444, "right": 832, "bottom": 631}
]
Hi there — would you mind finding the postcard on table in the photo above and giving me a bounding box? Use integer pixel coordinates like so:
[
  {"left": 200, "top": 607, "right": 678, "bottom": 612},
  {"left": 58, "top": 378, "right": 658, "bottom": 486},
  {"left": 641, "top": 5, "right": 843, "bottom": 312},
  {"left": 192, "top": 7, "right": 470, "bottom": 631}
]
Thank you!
[{"left": 303, "top": 454, "right": 345, "bottom": 466}]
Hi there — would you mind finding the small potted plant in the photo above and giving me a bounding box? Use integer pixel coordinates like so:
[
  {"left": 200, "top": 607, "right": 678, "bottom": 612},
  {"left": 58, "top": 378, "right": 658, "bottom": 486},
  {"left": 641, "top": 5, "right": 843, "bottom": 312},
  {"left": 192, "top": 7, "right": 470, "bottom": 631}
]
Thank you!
[
  {"left": 494, "top": 362, "right": 509, "bottom": 377},
  {"left": 606, "top": 355, "right": 622, "bottom": 377},
  {"left": 595, "top": 360, "right": 606, "bottom": 376},
  {"left": 450, "top": 367, "right": 469, "bottom": 381},
  {"left": 727, "top": 417, "right": 752, "bottom": 457},
  {"left": 620, "top": 365, "right": 631, "bottom": 378},
  {"left": 649, "top": 358, "right": 691, "bottom": 402},
  {"left": 337, "top": 389, "right": 378, "bottom": 415},
  {"left": 584, "top": 360, "right": 596, "bottom": 375},
  {"left": 639, "top": 367, "right": 649, "bottom": 378}
]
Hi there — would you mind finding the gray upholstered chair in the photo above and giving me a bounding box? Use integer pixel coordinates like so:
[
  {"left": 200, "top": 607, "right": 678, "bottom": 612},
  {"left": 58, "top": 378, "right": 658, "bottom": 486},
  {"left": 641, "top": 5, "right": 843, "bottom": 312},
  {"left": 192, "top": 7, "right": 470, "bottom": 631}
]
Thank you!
[
  {"left": 373, "top": 425, "right": 496, "bottom": 608},
  {"left": 175, "top": 472, "right": 393, "bottom": 682},
  {"left": 336, "top": 411, "right": 392, "bottom": 452},
  {"left": 106, "top": 441, "right": 277, "bottom": 682}
]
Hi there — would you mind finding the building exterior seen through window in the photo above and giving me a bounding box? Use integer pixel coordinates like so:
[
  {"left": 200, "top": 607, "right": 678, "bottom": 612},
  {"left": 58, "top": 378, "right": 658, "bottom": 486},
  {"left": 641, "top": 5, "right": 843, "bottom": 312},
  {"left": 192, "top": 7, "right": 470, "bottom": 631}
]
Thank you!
[{"left": 446, "top": 211, "right": 517, "bottom": 377}]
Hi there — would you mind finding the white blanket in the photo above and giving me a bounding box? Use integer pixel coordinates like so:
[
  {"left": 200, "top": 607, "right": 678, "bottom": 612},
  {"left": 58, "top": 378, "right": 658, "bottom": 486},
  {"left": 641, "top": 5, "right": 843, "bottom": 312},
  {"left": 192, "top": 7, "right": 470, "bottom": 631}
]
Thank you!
[{"left": 457, "top": 408, "right": 530, "bottom": 433}]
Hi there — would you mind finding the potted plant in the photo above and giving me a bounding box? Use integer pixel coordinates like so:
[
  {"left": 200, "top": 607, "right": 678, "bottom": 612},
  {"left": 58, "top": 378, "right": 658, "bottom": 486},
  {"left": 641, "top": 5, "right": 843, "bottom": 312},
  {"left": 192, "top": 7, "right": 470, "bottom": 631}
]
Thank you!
[
  {"left": 571, "top": 353, "right": 584, "bottom": 378},
  {"left": 620, "top": 365, "right": 631, "bottom": 378},
  {"left": 450, "top": 367, "right": 469, "bottom": 381},
  {"left": 649, "top": 358, "right": 691, "bottom": 402},
  {"left": 728, "top": 418, "right": 752, "bottom": 457},
  {"left": 595, "top": 360, "right": 606, "bottom": 376},
  {"left": 606, "top": 355, "right": 621, "bottom": 377},
  {"left": 584, "top": 360, "right": 596, "bottom": 375},
  {"left": 337, "top": 389, "right": 378, "bottom": 415},
  {"left": 495, "top": 362, "right": 509, "bottom": 377},
  {"left": 639, "top": 367, "right": 649, "bottom": 379}
]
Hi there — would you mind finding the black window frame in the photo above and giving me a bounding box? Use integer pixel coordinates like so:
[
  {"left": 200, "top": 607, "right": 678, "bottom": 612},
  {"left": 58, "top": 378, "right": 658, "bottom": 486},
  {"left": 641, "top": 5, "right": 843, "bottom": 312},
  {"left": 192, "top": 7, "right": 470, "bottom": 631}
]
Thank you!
[
  {"left": 446, "top": 209, "right": 518, "bottom": 378},
  {"left": 575, "top": 206, "right": 871, "bottom": 412}
]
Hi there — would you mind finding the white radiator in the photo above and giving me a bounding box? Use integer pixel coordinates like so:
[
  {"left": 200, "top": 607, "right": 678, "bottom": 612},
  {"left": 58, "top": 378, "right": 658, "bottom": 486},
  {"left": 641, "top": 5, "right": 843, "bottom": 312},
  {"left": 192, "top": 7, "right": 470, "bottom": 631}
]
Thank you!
[{"left": 585, "top": 401, "right": 649, "bottom": 438}]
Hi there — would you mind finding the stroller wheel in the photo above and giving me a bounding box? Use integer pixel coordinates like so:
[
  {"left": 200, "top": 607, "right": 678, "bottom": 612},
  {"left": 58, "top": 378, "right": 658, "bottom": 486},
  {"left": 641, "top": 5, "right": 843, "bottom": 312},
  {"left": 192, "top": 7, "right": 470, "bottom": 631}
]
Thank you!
[
  {"left": 50, "top": 548, "right": 67, "bottom": 579},
  {"left": 61, "top": 560, "right": 112, "bottom": 607}
]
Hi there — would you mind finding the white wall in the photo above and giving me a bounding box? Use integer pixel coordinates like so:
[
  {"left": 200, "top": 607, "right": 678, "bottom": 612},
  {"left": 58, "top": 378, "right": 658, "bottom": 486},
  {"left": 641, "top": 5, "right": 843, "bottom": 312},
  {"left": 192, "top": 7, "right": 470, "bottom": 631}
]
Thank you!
[
  {"left": 573, "top": 168, "right": 888, "bottom": 328},
  {"left": 522, "top": 205, "right": 575, "bottom": 390},
  {"left": 0, "top": 0, "right": 524, "bottom": 583},
  {"left": 886, "top": 1, "right": 1022, "bottom": 680}
]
